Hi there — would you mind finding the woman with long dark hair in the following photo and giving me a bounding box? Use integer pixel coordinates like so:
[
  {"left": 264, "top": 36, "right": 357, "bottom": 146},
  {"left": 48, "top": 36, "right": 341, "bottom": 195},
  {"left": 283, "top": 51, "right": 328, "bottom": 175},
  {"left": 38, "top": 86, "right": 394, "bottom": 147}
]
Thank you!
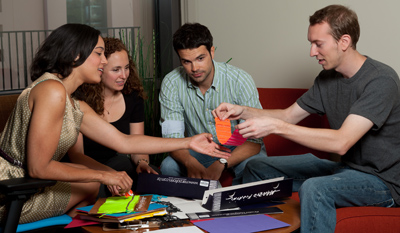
[{"left": 0, "top": 24, "right": 229, "bottom": 223}]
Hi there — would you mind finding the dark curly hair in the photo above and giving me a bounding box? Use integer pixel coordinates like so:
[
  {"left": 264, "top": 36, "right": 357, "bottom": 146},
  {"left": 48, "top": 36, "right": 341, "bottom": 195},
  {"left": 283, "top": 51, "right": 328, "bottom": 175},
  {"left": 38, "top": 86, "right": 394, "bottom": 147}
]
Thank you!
[
  {"left": 73, "top": 37, "right": 146, "bottom": 115},
  {"left": 30, "top": 24, "right": 101, "bottom": 81}
]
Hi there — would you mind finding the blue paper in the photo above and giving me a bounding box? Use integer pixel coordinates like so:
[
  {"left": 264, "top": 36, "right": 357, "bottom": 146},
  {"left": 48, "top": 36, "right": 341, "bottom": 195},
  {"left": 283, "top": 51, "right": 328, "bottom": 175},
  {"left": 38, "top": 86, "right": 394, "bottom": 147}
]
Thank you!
[
  {"left": 16, "top": 215, "right": 72, "bottom": 232},
  {"left": 193, "top": 214, "right": 290, "bottom": 233}
]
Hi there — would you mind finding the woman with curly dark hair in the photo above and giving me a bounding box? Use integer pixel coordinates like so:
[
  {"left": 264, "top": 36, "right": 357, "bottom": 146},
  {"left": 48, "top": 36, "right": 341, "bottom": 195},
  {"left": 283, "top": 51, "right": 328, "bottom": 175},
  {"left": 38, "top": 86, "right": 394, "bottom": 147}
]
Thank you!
[{"left": 73, "top": 37, "right": 158, "bottom": 195}]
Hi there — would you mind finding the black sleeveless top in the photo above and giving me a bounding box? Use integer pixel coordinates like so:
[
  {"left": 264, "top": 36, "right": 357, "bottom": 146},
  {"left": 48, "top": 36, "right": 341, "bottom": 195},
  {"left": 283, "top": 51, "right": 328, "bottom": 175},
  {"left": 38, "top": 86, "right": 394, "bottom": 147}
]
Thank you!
[{"left": 83, "top": 91, "right": 144, "bottom": 163}]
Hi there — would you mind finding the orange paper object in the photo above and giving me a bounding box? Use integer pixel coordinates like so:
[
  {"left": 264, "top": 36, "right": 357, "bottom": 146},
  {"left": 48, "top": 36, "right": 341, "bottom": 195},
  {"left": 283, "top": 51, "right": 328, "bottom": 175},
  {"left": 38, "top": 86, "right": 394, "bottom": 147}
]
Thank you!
[
  {"left": 125, "top": 190, "right": 133, "bottom": 198},
  {"left": 215, "top": 117, "right": 231, "bottom": 144},
  {"left": 215, "top": 118, "right": 247, "bottom": 146}
]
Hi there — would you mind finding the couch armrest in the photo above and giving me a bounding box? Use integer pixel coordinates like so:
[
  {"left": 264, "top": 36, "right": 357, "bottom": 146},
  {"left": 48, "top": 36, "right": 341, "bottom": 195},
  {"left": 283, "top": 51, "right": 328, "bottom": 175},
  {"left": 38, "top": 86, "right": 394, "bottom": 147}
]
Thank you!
[
  {"left": 0, "top": 177, "right": 56, "bottom": 195},
  {"left": 0, "top": 177, "right": 56, "bottom": 233}
]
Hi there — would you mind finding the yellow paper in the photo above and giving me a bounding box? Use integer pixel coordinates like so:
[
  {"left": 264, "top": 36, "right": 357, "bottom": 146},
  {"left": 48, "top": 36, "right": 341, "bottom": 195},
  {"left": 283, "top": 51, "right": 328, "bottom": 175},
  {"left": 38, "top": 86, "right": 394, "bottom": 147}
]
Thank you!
[{"left": 98, "top": 195, "right": 140, "bottom": 214}]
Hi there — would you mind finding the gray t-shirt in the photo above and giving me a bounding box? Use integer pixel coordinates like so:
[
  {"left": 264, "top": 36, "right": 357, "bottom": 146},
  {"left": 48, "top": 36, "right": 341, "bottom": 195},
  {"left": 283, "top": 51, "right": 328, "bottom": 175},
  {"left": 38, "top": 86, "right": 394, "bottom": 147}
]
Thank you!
[{"left": 297, "top": 57, "right": 400, "bottom": 205}]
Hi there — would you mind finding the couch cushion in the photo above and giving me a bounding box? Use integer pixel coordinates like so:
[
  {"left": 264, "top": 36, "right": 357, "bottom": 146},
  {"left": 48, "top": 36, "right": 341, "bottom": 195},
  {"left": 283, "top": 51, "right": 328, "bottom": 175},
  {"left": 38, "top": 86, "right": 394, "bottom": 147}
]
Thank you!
[
  {"left": 257, "top": 88, "right": 330, "bottom": 159},
  {"left": 290, "top": 192, "right": 400, "bottom": 233},
  {"left": 335, "top": 206, "right": 400, "bottom": 233}
]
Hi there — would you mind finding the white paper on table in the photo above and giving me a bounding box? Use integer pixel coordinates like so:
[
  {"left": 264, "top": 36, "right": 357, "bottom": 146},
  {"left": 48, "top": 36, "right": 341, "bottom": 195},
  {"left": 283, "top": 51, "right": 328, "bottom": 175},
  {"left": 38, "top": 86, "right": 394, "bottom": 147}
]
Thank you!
[
  {"left": 159, "top": 196, "right": 239, "bottom": 219},
  {"left": 159, "top": 196, "right": 210, "bottom": 219},
  {"left": 172, "top": 199, "right": 211, "bottom": 219}
]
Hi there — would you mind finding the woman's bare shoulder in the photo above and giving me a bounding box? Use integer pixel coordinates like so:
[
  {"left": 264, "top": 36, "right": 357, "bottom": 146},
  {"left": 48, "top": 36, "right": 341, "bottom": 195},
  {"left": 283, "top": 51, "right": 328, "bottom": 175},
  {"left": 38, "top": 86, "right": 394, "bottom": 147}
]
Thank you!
[{"left": 29, "top": 79, "right": 67, "bottom": 110}]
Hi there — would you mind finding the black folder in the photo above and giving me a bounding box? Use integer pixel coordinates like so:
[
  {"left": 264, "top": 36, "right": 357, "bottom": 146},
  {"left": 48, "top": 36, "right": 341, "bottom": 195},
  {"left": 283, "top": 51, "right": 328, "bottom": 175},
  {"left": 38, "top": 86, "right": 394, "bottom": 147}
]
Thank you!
[{"left": 201, "top": 177, "right": 293, "bottom": 211}]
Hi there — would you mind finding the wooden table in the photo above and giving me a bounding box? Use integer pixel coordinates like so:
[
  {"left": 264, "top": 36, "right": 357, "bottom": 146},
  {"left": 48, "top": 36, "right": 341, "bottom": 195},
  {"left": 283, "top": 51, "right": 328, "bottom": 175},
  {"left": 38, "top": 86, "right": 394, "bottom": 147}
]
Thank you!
[
  {"left": 260, "top": 198, "right": 300, "bottom": 233},
  {"left": 82, "top": 198, "right": 300, "bottom": 233}
]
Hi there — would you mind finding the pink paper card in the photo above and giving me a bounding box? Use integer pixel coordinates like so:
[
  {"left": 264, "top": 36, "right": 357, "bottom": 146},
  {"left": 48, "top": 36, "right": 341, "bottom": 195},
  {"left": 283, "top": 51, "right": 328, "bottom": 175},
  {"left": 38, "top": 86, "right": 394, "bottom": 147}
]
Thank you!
[
  {"left": 64, "top": 215, "right": 100, "bottom": 229},
  {"left": 225, "top": 129, "right": 247, "bottom": 146}
]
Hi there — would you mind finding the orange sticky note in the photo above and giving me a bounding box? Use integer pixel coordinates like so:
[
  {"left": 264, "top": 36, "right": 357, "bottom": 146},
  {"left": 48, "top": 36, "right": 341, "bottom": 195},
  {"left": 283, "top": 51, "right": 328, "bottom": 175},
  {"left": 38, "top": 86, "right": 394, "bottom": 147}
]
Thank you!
[
  {"left": 215, "top": 118, "right": 246, "bottom": 146},
  {"left": 125, "top": 190, "right": 133, "bottom": 198},
  {"left": 215, "top": 117, "right": 231, "bottom": 144}
]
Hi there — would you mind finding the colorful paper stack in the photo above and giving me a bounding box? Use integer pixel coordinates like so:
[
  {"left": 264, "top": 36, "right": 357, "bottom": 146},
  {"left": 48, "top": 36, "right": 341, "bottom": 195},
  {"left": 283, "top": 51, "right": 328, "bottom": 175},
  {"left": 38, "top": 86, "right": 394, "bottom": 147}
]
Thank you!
[{"left": 74, "top": 195, "right": 167, "bottom": 223}]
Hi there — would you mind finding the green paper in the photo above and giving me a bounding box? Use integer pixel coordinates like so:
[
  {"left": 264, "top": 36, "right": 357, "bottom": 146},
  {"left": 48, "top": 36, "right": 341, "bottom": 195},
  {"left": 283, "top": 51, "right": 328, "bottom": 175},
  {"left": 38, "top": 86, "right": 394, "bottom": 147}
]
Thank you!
[{"left": 98, "top": 195, "right": 140, "bottom": 214}]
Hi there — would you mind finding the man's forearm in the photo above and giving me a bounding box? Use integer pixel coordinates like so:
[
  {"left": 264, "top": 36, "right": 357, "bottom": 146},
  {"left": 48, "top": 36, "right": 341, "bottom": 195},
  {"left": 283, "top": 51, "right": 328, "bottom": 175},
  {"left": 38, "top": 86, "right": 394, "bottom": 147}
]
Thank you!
[
  {"left": 275, "top": 114, "right": 372, "bottom": 155},
  {"left": 170, "top": 149, "right": 196, "bottom": 167},
  {"left": 243, "top": 106, "right": 288, "bottom": 122},
  {"left": 225, "top": 141, "right": 261, "bottom": 168}
]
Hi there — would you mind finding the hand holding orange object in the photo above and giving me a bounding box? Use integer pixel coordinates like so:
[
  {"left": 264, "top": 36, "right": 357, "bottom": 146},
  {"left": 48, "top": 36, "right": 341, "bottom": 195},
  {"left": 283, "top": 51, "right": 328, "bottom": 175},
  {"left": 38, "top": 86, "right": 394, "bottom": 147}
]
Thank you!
[{"left": 125, "top": 190, "right": 133, "bottom": 198}]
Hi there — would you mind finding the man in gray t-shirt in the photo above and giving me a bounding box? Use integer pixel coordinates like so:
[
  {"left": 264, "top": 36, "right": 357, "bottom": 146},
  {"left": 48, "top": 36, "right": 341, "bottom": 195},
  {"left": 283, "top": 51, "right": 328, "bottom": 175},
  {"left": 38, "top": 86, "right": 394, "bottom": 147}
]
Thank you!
[{"left": 213, "top": 5, "right": 400, "bottom": 233}]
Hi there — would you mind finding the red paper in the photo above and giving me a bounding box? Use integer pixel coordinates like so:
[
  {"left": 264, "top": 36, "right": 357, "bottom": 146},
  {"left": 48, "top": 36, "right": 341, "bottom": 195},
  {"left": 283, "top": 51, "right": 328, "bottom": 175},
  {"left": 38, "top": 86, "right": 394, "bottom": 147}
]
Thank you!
[{"left": 64, "top": 215, "right": 100, "bottom": 229}]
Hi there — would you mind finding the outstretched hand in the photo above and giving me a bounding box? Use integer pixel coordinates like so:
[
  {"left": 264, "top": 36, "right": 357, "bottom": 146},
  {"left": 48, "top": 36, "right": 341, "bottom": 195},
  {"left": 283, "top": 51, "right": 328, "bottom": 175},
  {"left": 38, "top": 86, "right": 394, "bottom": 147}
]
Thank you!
[{"left": 189, "top": 133, "right": 231, "bottom": 159}]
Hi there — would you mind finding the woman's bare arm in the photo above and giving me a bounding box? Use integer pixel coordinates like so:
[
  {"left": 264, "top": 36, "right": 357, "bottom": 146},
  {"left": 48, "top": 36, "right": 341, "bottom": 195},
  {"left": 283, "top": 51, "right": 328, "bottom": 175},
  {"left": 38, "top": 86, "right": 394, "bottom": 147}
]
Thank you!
[{"left": 79, "top": 101, "right": 231, "bottom": 158}]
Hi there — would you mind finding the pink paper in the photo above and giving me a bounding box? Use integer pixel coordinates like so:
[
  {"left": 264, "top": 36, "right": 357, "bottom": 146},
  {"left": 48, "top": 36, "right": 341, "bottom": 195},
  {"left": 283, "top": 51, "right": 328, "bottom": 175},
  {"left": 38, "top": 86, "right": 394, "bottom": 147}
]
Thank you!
[
  {"left": 64, "top": 215, "right": 100, "bottom": 229},
  {"left": 224, "top": 129, "right": 247, "bottom": 146}
]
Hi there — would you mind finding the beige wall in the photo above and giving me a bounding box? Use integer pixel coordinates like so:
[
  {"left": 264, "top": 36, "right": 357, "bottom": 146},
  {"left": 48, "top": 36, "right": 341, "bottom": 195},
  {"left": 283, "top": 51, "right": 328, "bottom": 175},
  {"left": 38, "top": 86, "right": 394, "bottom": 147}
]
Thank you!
[
  {"left": 0, "top": 0, "right": 45, "bottom": 31},
  {"left": 45, "top": 0, "right": 154, "bottom": 43},
  {"left": 0, "top": 0, "right": 153, "bottom": 33},
  {"left": 46, "top": 0, "right": 67, "bottom": 29},
  {"left": 0, "top": 0, "right": 155, "bottom": 88},
  {"left": 0, "top": 0, "right": 154, "bottom": 55},
  {"left": 182, "top": 0, "right": 400, "bottom": 88},
  {"left": 132, "top": 0, "right": 154, "bottom": 48}
]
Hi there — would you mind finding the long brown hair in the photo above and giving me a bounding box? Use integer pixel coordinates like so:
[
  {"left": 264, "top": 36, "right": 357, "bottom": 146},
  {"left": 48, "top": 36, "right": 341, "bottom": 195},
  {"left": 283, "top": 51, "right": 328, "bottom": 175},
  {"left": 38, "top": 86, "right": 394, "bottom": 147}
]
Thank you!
[{"left": 74, "top": 37, "right": 146, "bottom": 115}]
